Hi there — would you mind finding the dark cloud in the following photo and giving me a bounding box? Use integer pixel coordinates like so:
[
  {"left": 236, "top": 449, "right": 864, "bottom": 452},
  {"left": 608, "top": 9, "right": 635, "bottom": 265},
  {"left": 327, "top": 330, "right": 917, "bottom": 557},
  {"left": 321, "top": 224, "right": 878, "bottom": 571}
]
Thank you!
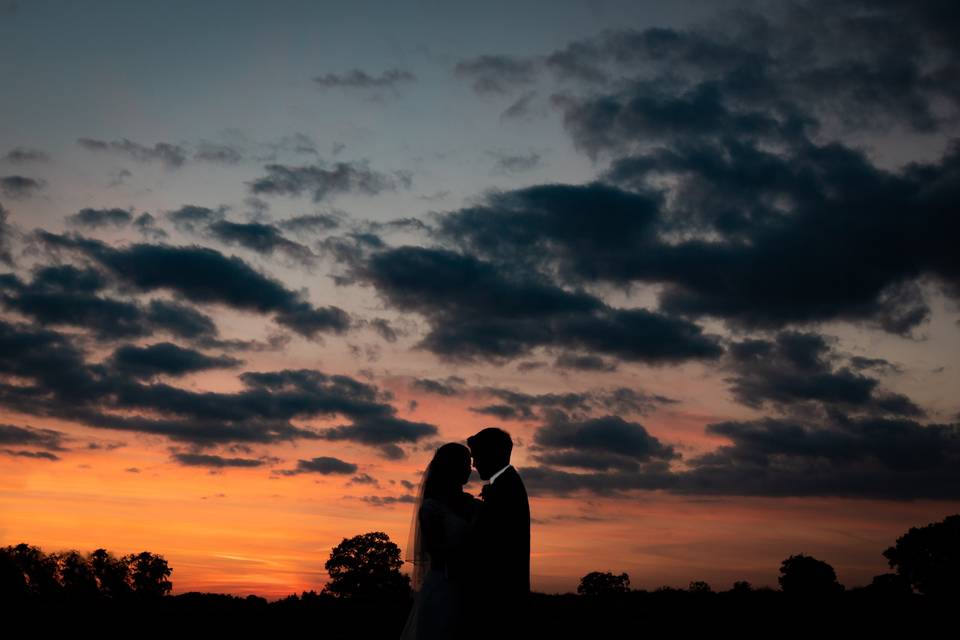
[
  {"left": 106, "top": 342, "right": 243, "bottom": 379},
  {"left": 65, "top": 207, "right": 134, "bottom": 229},
  {"left": 0, "top": 319, "right": 437, "bottom": 453},
  {"left": 0, "top": 264, "right": 241, "bottom": 345},
  {"left": 530, "top": 414, "right": 680, "bottom": 472},
  {"left": 165, "top": 204, "right": 226, "bottom": 233},
  {"left": 1, "top": 448, "right": 59, "bottom": 461},
  {"left": 0, "top": 423, "right": 67, "bottom": 451},
  {"left": 410, "top": 375, "right": 466, "bottom": 396},
  {"left": 553, "top": 352, "right": 618, "bottom": 372},
  {"left": 500, "top": 90, "right": 541, "bottom": 121},
  {"left": 277, "top": 212, "right": 342, "bottom": 235},
  {"left": 132, "top": 212, "right": 168, "bottom": 240},
  {"left": 0, "top": 203, "right": 14, "bottom": 266},
  {"left": 722, "top": 330, "right": 926, "bottom": 417},
  {"left": 77, "top": 137, "right": 188, "bottom": 169},
  {"left": 4, "top": 147, "right": 49, "bottom": 163},
  {"left": 313, "top": 68, "right": 416, "bottom": 89},
  {"left": 347, "top": 245, "right": 723, "bottom": 364},
  {"left": 317, "top": 415, "right": 438, "bottom": 460},
  {"left": 454, "top": 55, "right": 538, "bottom": 94},
  {"left": 671, "top": 412, "right": 960, "bottom": 500},
  {"left": 192, "top": 142, "right": 243, "bottom": 164},
  {"left": 172, "top": 452, "right": 268, "bottom": 468},
  {"left": 489, "top": 151, "right": 542, "bottom": 175},
  {"left": 247, "top": 160, "right": 412, "bottom": 203},
  {"left": 348, "top": 472, "right": 380, "bottom": 487},
  {"left": 273, "top": 456, "right": 358, "bottom": 475},
  {"left": 468, "top": 386, "right": 676, "bottom": 422},
  {"left": 206, "top": 219, "right": 317, "bottom": 265},
  {"left": 358, "top": 494, "right": 417, "bottom": 507},
  {"left": 34, "top": 230, "right": 350, "bottom": 339},
  {"left": 1, "top": 175, "right": 45, "bottom": 198}
]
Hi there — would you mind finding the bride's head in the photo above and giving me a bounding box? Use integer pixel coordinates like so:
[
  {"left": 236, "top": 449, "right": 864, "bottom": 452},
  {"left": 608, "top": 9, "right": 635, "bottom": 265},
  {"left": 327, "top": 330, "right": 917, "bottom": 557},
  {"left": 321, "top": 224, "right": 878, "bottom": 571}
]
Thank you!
[{"left": 423, "top": 442, "right": 471, "bottom": 502}]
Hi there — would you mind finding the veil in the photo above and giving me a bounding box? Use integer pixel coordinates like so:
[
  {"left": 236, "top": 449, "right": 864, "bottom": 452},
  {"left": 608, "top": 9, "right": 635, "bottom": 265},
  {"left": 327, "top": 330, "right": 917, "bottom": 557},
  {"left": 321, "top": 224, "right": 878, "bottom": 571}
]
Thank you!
[{"left": 404, "top": 461, "right": 431, "bottom": 593}]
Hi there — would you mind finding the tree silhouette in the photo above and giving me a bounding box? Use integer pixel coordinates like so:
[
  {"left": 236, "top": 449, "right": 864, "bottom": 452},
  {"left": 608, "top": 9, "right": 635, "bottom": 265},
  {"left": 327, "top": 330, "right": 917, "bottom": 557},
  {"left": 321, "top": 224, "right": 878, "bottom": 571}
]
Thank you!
[
  {"left": 322, "top": 531, "right": 410, "bottom": 600},
  {"left": 688, "top": 580, "right": 712, "bottom": 593},
  {"left": 89, "top": 548, "right": 134, "bottom": 599},
  {"left": 778, "top": 553, "right": 844, "bottom": 596},
  {"left": 0, "top": 543, "right": 59, "bottom": 598},
  {"left": 882, "top": 513, "right": 960, "bottom": 598},
  {"left": 123, "top": 551, "right": 173, "bottom": 598},
  {"left": 731, "top": 580, "right": 753, "bottom": 593},
  {"left": 577, "top": 571, "right": 630, "bottom": 596},
  {"left": 53, "top": 549, "right": 100, "bottom": 600}
]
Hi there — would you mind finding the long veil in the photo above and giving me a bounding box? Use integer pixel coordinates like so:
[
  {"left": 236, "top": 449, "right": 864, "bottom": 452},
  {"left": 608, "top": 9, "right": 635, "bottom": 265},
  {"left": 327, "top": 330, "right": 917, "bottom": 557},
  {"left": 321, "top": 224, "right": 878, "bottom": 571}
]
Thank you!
[{"left": 404, "top": 461, "right": 431, "bottom": 592}]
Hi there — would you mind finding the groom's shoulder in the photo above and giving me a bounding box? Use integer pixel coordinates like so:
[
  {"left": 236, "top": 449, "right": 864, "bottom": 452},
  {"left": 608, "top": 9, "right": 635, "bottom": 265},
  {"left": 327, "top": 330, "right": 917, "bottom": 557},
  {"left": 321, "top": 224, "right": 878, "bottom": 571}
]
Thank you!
[{"left": 503, "top": 465, "right": 528, "bottom": 494}]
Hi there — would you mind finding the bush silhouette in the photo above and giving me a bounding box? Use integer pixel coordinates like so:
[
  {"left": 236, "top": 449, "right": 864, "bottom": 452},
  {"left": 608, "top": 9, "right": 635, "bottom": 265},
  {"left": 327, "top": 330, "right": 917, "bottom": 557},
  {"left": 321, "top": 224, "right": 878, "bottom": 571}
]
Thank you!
[
  {"left": 322, "top": 531, "right": 410, "bottom": 600},
  {"left": 882, "top": 513, "right": 960, "bottom": 597},
  {"left": 778, "top": 553, "right": 844, "bottom": 596},
  {"left": 577, "top": 571, "right": 630, "bottom": 595}
]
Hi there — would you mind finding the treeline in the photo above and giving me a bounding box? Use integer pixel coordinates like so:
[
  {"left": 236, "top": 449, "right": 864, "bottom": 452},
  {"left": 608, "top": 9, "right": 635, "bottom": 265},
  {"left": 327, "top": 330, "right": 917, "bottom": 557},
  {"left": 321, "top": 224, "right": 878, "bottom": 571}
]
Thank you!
[
  {"left": 2, "top": 514, "right": 956, "bottom": 635},
  {"left": 0, "top": 543, "right": 172, "bottom": 602}
]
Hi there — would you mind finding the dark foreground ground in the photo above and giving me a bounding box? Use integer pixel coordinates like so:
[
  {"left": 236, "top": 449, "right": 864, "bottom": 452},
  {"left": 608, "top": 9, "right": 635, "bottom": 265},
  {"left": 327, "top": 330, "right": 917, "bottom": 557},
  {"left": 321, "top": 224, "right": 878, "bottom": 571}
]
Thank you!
[{"left": 14, "top": 589, "right": 953, "bottom": 638}]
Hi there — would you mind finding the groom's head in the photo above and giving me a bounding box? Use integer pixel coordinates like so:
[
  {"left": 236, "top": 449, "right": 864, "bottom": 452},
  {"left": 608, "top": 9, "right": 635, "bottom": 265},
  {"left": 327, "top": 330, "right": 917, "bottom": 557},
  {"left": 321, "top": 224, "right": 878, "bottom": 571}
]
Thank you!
[{"left": 467, "top": 427, "right": 512, "bottom": 480}]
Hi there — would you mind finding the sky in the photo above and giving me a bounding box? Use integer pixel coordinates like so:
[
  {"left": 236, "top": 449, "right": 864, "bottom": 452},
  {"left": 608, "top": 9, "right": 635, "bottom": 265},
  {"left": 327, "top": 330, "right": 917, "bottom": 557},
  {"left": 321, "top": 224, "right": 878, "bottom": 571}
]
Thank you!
[{"left": 1, "top": 0, "right": 959, "bottom": 599}]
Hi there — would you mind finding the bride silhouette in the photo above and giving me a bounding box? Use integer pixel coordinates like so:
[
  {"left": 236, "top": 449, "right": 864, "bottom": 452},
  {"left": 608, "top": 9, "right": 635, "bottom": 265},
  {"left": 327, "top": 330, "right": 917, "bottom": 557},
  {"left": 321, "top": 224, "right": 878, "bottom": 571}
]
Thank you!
[{"left": 400, "top": 443, "right": 481, "bottom": 639}]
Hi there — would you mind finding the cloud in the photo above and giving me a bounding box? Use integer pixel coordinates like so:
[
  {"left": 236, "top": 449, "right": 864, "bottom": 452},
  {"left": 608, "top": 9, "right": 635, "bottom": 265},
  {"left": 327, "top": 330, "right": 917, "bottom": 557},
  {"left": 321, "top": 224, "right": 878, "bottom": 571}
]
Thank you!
[
  {"left": 172, "top": 452, "right": 269, "bottom": 468},
  {"left": 273, "top": 456, "right": 358, "bottom": 475},
  {"left": 277, "top": 212, "right": 342, "bottom": 235},
  {"left": 489, "top": 151, "right": 542, "bottom": 175},
  {"left": 410, "top": 376, "right": 466, "bottom": 396},
  {"left": 0, "top": 203, "right": 17, "bottom": 266},
  {"left": 553, "top": 352, "right": 618, "bottom": 372},
  {"left": 165, "top": 204, "right": 227, "bottom": 233},
  {"left": 0, "top": 423, "right": 68, "bottom": 451},
  {"left": 1, "top": 448, "right": 59, "bottom": 461},
  {"left": 346, "top": 245, "right": 724, "bottom": 364},
  {"left": 358, "top": 494, "right": 417, "bottom": 507},
  {"left": 530, "top": 414, "right": 680, "bottom": 472},
  {"left": 77, "top": 137, "right": 188, "bottom": 169},
  {"left": 247, "top": 160, "right": 412, "bottom": 202},
  {"left": 0, "top": 264, "right": 246, "bottom": 345},
  {"left": 192, "top": 141, "right": 244, "bottom": 164},
  {"left": 33, "top": 231, "right": 351, "bottom": 339},
  {"left": 468, "top": 386, "right": 676, "bottom": 422},
  {"left": 0, "top": 319, "right": 438, "bottom": 454},
  {"left": 454, "top": 55, "right": 538, "bottom": 94},
  {"left": 721, "top": 330, "right": 926, "bottom": 417},
  {"left": 206, "top": 219, "right": 317, "bottom": 265},
  {"left": 313, "top": 68, "right": 416, "bottom": 89},
  {"left": 1, "top": 175, "right": 45, "bottom": 198},
  {"left": 106, "top": 342, "right": 243, "bottom": 379},
  {"left": 4, "top": 147, "right": 49, "bottom": 163},
  {"left": 65, "top": 207, "right": 134, "bottom": 229}
]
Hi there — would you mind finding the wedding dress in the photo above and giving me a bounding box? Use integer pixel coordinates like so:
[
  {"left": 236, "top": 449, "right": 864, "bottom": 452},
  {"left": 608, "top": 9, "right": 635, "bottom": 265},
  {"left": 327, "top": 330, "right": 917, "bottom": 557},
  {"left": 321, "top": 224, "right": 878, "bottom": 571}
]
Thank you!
[{"left": 400, "top": 497, "right": 473, "bottom": 639}]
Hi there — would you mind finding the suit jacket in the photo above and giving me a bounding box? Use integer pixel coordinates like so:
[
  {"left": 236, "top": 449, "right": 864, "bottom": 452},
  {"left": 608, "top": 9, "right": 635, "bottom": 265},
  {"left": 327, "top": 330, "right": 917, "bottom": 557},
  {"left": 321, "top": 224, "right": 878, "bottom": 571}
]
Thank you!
[{"left": 467, "top": 465, "right": 530, "bottom": 600}]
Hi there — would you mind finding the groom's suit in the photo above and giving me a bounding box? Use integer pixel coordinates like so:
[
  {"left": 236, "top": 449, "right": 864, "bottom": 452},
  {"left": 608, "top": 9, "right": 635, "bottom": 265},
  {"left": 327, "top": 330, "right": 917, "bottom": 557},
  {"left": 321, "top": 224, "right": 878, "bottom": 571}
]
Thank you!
[{"left": 463, "top": 464, "right": 530, "bottom": 636}]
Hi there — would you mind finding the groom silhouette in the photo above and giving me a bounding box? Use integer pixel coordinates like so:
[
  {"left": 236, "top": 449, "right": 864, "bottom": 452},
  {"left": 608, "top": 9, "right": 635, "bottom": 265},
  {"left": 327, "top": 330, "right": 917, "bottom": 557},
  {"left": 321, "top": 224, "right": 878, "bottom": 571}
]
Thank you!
[{"left": 462, "top": 427, "right": 530, "bottom": 638}]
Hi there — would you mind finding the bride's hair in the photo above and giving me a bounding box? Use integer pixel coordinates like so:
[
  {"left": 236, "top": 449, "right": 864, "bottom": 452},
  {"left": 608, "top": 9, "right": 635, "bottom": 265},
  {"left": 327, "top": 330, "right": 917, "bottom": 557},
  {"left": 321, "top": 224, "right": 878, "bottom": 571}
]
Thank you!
[
  {"left": 405, "top": 442, "right": 472, "bottom": 592},
  {"left": 423, "top": 442, "right": 471, "bottom": 503}
]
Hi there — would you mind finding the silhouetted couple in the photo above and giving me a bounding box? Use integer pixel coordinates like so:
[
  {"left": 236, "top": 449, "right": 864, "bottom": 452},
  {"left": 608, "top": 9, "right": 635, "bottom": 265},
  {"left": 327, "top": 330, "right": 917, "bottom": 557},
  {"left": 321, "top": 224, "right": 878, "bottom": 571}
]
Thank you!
[{"left": 401, "top": 427, "right": 531, "bottom": 640}]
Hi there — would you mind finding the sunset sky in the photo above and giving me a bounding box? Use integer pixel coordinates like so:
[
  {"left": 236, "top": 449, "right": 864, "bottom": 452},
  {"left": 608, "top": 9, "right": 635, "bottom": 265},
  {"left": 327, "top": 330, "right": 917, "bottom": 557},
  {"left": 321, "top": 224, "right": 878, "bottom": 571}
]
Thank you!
[{"left": 1, "top": 0, "right": 959, "bottom": 600}]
